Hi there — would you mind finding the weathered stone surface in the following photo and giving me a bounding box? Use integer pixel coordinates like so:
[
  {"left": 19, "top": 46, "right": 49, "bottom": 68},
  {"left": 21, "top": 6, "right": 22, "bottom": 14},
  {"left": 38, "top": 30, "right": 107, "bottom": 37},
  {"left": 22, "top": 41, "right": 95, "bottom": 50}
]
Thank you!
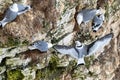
[{"left": 0, "top": 0, "right": 119, "bottom": 80}]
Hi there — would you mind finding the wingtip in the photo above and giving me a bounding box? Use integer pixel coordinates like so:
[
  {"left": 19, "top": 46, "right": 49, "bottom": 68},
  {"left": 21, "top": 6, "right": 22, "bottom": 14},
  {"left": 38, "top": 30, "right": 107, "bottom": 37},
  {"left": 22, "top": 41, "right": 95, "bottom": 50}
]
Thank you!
[
  {"left": 53, "top": 45, "right": 61, "bottom": 49},
  {"left": 53, "top": 45, "right": 68, "bottom": 51},
  {"left": 0, "top": 21, "right": 3, "bottom": 28},
  {"left": 106, "top": 33, "right": 114, "bottom": 38}
]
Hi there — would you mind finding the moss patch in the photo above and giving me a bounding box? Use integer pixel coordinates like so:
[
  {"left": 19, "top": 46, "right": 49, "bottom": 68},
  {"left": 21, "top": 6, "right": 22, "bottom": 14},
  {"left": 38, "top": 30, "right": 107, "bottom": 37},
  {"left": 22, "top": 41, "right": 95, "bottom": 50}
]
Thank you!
[
  {"left": 7, "top": 69, "right": 24, "bottom": 80},
  {"left": 4, "top": 37, "right": 20, "bottom": 47},
  {"left": 84, "top": 55, "right": 94, "bottom": 69},
  {"left": 35, "top": 54, "right": 65, "bottom": 80}
]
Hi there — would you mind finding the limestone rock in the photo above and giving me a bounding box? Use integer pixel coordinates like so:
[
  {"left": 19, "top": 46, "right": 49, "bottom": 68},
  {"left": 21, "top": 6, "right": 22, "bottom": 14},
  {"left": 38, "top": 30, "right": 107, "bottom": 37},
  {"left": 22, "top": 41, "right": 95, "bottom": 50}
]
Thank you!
[{"left": 0, "top": 0, "right": 119, "bottom": 80}]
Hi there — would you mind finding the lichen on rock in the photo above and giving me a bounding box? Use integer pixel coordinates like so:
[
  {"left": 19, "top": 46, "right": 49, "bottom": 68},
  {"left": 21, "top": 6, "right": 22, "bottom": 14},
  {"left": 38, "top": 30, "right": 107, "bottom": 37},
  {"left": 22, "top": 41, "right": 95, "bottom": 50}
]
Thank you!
[{"left": 0, "top": 0, "right": 119, "bottom": 80}]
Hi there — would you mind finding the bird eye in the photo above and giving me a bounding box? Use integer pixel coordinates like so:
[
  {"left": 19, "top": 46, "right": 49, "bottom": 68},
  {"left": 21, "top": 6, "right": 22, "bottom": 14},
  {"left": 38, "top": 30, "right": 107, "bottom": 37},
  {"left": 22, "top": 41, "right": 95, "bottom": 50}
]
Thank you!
[
  {"left": 93, "top": 30, "right": 97, "bottom": 32},
  {"left": 97, "top": 15, "right": 101, "bottom": 17},
  {"left": 92, "top": 22, "right": 95, "bottom": 26}
]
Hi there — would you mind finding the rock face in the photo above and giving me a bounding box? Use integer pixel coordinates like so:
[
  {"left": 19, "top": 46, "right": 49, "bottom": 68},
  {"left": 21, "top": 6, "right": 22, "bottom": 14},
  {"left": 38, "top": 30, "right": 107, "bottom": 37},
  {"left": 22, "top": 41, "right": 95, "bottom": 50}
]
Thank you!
[{"left": 0, "top": 0, "right": 120, "bottom": 80}]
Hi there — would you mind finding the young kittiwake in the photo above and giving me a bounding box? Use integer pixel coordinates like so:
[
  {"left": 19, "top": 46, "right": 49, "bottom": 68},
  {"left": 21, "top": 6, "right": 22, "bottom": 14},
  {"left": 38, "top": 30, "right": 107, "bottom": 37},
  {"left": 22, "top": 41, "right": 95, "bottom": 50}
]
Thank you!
[
  {"left": 0, "top": 3, "right": 31, "bottom": 27},
  {"left": 54, "top": 33, "right": 113, "bottom": 65},
  {"left": 92, "top": 14, "right": 105, "bottom": 32},
  {"left": 28, "top": 41, "right": 53, "bottom": 52},
  {"left": 76, "top": 8, "right": 102, "bottom": 25}
]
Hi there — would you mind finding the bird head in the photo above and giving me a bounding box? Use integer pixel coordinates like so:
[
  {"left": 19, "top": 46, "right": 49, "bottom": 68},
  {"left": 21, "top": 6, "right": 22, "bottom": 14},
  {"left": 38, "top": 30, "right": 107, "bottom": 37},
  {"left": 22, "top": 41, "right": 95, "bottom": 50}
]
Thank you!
[
  {"left": 92, "top": 14, "right": 104, "bottom": 32},
  {"left": 75, "top": 41, "right": 83, "bottom": 48},
  {"left": 47, "top": 42, "right": 53, "bottom": 49},
  {"left": 10, "top": 3, "right": 19, "bottom": 12}
]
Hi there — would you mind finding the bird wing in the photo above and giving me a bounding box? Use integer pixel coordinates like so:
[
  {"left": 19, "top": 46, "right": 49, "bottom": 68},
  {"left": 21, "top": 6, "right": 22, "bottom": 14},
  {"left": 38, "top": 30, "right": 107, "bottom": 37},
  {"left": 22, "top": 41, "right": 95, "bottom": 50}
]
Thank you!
[
  {"left": 3, "top": 9, "right": 17, "bottom": 22},
  {"left": 17, "top": 4, "right": 31, "bottom": 15},
  {"left": 17, "top": 4, "right": 27, "bottom": 11},
  {"left": 88, "top": 33, "right": 113, "bottom": 56},
  {"left": 54, "top": 45, "right": 79, "bottom": 59},
  {"left": 82, "top": 9, "right": 97, "bottom": 22}
]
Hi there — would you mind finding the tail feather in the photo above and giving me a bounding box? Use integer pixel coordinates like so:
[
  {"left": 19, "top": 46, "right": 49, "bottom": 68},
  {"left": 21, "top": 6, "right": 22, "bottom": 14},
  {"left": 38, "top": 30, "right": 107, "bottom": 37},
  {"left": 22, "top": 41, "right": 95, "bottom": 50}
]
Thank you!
[{"left": 0, "top": 21, "right": 2, "bottom": 27}]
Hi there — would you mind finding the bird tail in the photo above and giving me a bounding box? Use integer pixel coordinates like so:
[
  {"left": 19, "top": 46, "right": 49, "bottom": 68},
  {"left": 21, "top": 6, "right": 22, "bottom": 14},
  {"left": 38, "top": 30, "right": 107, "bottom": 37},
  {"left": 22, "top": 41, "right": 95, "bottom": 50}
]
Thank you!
[
  {"left": 77, "top": 58, "right": 85, "bottom": 65},
  {"left": 0, "top": 21, "right": 2, "bottom": 27}
]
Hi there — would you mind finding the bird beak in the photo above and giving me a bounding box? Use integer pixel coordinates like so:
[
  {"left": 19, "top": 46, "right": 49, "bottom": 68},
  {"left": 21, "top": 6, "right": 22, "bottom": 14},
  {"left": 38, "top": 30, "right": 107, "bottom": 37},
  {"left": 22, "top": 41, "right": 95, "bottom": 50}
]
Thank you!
[{"left": 47, "top": 43, "right": 53, "bottom": 49}]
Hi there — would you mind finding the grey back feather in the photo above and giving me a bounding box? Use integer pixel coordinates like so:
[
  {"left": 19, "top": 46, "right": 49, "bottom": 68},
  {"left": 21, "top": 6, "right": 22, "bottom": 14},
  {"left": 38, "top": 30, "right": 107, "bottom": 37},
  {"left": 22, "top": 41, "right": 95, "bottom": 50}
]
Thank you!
[
  {"left": 54, "top": 45, "right": 79, "bottom": 59},
  {"left": 33, "top": 41, "right": 48, "bottom": 52},
  {"left": 79, "top": 9, "right": 98, "bottom": 23},
  {"left": 4, "top": 9, "right": 17, "bottom": 22}
]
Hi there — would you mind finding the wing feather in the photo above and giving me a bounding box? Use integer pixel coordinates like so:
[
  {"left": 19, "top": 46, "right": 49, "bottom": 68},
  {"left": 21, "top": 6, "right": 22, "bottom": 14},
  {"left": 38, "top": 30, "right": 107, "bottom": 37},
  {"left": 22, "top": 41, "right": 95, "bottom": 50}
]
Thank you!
[
  {"left": 54, "top": 45, "right": 79, "bottom": 59},
  {"left": 88, "top": 33, "right": 113, "bottom": 55}
]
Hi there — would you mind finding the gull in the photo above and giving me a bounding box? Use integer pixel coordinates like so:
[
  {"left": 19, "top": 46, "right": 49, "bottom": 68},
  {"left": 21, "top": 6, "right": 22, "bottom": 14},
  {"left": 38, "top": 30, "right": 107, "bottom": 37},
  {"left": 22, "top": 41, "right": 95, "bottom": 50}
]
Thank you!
[
  {"left": 92, "top": 14, "right": 105, "bottom": 32},
  {"left": 76, "top": 8, "right": 102, "bottom": 25},
  {"left": 54, "top": 33, "right": 113, "bottom": 65},
  {"left": 28, "top": 41, "right": 53, "bottom": 52},
  {"left": 0, "top": 3, "right": 31, "bottom": 27}
]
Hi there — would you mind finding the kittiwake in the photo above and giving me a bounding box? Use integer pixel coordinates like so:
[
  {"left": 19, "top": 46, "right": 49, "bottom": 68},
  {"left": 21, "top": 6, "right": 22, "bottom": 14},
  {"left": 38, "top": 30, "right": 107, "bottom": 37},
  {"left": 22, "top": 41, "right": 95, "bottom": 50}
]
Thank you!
[
  {"left": 0, "top": 3, "right": 31, "bottom": 27},
  {"left": 54, "top": 33, "right": 113, "bottom": 65},
  {"left": 92, "top": 14, "right": 105, "bottom": 32},
  {"left": 28, "top": 41, "right": 53, "bottom": 52},
  {"left": 76, "top": 8, "right": 102, "bottom": 25}
]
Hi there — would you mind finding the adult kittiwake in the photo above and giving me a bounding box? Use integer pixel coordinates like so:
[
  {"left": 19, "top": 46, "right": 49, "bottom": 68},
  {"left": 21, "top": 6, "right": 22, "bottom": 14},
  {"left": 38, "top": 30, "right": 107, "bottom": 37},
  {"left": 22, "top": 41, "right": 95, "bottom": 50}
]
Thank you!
[
  {"left": 0, "top": 3, "right": 31, "bottom": 27},
  {"left": 76, "top": 8, "right": 102, "bottom": 25},
  {"left": 28, "top": 41, "right": 53, "bottom": 52},
  {"left": 92, "top": 14, "right": 105, "bottom": 32},
  {"left": 54, "top": 33, "right": 113, "bottom": 65}
]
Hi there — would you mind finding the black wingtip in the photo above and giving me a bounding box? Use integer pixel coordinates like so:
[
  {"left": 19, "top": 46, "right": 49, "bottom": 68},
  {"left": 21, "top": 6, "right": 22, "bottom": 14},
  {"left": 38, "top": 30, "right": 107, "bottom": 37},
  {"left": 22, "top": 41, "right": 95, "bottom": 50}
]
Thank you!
[
  {"left": 106, "top": 33, "right": 114, "bottom": 38},
  {"left": 0, "top": 22, "right": 2, "bottom": 28},
  {"left": 53, "top": 45, "right": 62, "bottom": 49},
  {"left": 93, "top": 30, "right": 97, "bottom": 32}
]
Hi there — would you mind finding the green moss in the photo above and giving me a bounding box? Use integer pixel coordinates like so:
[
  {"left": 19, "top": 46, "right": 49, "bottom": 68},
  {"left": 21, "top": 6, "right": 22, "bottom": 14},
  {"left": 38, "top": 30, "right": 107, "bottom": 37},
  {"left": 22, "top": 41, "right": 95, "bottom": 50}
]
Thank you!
[
  {"left": 36, "top": 54, "right": 65, "bottom": 80},
  {"left": 22, "top": 40, "right": 29, "bottom": 46},
  {"left": 5, "top": 37, "right": 20, "bottom": 47},
  {"left": 84, "top": 55, "right": 94, "bottom": 69},
  {"left": 7, "top": 69, "right": 24, "bottom": 80},
  {"left": 2, "top": 37, "right": 29, "bottom": 47},
  {"left": 77, "top": 31, "right": 93, "bottom": 43},
  {"left": 48, "top": 54, "right": 59, "bottom": 69}
]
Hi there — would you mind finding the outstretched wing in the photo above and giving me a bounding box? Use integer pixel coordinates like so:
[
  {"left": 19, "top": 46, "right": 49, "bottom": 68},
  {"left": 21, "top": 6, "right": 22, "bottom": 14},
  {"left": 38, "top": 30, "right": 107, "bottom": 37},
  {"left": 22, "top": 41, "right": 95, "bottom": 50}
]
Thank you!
[
  {"left": 4, "top": 9, "right": 17, "bottom": 22},
  {"left": 54, "top": 45, "right": 79, "bottom": 59},
  {"left": 88, "top": 33, "right": 113, "bottom": 55}
]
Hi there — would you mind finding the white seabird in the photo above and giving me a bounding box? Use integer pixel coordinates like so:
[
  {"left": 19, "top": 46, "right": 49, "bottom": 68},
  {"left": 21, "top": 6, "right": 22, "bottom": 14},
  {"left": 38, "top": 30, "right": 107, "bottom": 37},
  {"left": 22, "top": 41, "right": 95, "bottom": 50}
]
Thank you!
[
  {"left": 28, "top": 41, "right": 53, "bottom": 52},
  {"left": 92, "top": 14, "right": 105, "bottom": 32},
  {"left": 0, "top": 3, "right": 31, "bottom": 27},
  {"left": 76, "top": 8, "right": 102, "bottom": 25},
  {"left": 54, "top": 33, "right": 113, "bottom": 65}
]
